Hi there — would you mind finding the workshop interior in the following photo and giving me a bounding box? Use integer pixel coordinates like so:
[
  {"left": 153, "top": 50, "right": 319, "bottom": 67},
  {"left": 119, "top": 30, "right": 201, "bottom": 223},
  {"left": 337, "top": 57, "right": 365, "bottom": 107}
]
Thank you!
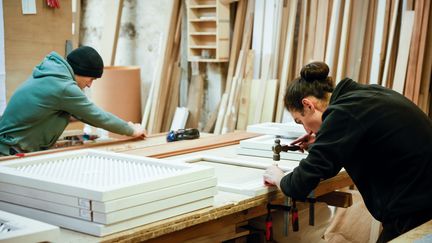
[{"left": 0, "top": 0, "right": 431, "bottom": 242}]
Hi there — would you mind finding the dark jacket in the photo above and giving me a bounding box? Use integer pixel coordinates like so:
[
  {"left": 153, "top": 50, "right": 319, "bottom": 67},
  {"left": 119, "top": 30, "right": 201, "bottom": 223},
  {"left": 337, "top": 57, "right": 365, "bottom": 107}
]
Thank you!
[
  {"left": 0, "top": 52, "right": 133, "bottom": 153},
  {"left": 280, "top": 78, "right": 432, "bottom": 222}
]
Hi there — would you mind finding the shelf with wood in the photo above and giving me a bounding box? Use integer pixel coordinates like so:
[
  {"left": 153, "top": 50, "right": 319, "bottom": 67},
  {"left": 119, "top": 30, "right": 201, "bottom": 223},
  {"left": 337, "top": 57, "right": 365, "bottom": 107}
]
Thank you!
[{"left": 187, "top": 0, "right": 230, "bottom": 62}]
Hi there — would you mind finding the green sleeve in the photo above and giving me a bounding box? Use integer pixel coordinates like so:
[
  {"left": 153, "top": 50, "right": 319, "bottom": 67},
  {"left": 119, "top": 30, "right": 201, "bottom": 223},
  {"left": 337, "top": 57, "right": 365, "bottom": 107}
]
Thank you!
[{"left": 59, "top": 84, "right": 134, "bottom": 136}]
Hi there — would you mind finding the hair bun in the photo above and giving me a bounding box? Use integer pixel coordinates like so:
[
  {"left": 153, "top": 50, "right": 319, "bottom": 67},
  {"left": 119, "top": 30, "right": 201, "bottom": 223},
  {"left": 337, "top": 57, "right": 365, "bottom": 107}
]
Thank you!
[{"left": 300, "top": 61, "right": 330, "bottom": 82}]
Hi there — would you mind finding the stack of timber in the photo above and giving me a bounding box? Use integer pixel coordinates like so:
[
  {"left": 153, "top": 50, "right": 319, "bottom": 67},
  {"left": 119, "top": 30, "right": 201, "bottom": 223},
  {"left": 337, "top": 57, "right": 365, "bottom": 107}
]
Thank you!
[{"left": 144, "top": 0, "right": 432, "bottom": 134}]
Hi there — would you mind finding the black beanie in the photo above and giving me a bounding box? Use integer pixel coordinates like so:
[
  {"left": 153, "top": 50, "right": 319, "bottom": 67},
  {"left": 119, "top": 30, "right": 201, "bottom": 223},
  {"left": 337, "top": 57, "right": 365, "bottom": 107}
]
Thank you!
[{"left": 66, "top": 46, "right": 104, "bottom": 78}]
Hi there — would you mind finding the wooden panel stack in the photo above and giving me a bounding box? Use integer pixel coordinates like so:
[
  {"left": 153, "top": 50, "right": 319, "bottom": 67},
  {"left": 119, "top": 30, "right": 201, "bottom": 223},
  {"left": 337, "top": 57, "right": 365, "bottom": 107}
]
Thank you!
[{"left": 147, "top": 0, "right": 432, "bottom": 133}]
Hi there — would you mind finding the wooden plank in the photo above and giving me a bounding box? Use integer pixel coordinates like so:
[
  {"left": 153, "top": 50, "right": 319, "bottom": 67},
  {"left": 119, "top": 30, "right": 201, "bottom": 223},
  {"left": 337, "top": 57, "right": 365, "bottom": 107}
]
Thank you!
[
  {"left": 312, "top": 0, "right": 330, "bottom": 61},
  {"left": 392, "top": 11, "right": 415, "bottom": 94},
  {"left": 369, "top": 0, "right": 387, "bottom": 85},
  {"left": 294, "top": 0, "right": 308, "bottom": 75},
  {"left": 124, "top": 132, "right": 260, "bottom": 158},
  {"left": 186, "top": 63, "right": 204, "bottom": 129},
  {"left": 304, "top": 0, "right": 318, "bottom": 64},
  {"left": 270, "top": 0, "right": 283, "bottom": 79},
  {"left": 316, "top": 191, "right": 353, "bottom": 208},
  {"left": 236, "top": 50, "right": 255, "bottom": 130},
  {"left": 148, "top": 1, "right": 181, "bottom": 134},
  {"left": 221, "top": 0, "right": 255, "bottom": 133},
  {"left": 277, "top": 0, "right": 290, "bottom": 79},
  {"left": 100, "top": 0, "right": 124, "bottom": 66},
  {"left": 274, "top": 0, "right": 298, "bottom": 122},
  {"left": 260, "top": 79, "right": 278, "bottom": 122},
  {"left": 418, "top": 2, "right": 432, "bottom": 113},
  {"left": 224, "top": 0, "right": 247, "bottom": 94},
  {"left": 325, "top": 0, "right": 343, "bottom": 77},
  {"left": 335, "top": 0, "right": 352, "bottom": 84},
  {"left": 252, "top": 0, "right": 265, "bottom": 79},
  {"left": 412, "top": 0, "right": 431, "bottom": 104},
  {"left": 345, "top": 0, "right": 369, "bottom": 81},
  {"left": 404, "top": 0, "right": 425, "bottom": 101},
  {"left": 382, "top": 0, "right": 401, "bottom": 87},
  {"left": 214, "top": 0, "right": 247, "bottom": 134},
  {"left": 358, "top": 0, "right": 377, "bottom": 84}
]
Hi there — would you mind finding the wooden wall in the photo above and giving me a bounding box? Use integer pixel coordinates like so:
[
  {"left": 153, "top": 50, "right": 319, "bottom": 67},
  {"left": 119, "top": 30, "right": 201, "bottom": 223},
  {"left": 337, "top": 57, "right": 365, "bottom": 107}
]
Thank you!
[{"left": 3, "top": 0, "right": 72, "bottom": 100}]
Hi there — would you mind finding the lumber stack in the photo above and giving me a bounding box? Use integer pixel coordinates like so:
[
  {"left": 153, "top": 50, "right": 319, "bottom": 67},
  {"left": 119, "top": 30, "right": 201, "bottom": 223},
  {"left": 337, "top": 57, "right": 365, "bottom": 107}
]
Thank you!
[{"left": 144, "top": 0, "right": 432, "bottom": 134}]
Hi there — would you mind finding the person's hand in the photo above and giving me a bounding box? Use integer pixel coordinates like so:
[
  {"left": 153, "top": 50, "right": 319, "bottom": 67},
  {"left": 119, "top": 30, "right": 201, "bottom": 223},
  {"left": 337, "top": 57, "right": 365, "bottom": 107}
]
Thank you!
[
  {"left": 263, "top": 165, "right": 285, "bottom": 189},
  {"left": 128, "top": 122, "right": 147, "bottom": 138},
  {"left": 290, "top": 132, "right": 316, "bottom": 152}
]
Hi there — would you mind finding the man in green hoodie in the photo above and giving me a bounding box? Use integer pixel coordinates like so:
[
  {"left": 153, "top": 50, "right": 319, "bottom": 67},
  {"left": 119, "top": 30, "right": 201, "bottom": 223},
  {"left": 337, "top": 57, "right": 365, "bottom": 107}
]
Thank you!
[{"left": 0, "top": 46, "right": 146, "bottom": 155}]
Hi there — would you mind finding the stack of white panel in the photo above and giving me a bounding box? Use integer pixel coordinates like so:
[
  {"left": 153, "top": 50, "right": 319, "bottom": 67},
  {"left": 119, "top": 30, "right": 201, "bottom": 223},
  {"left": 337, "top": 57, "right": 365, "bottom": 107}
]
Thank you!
[
  {"left": 237, "top": 135, "right": 308, "bottom": 161},
  {"left": 246, "top": 122, "right": 306, "bottom": 138},
  {"left": 0, "top": 150, "right": 216, "bottom": 236},
  {"left": 0, "top": 210, "right": 59, "bottom": 243}
]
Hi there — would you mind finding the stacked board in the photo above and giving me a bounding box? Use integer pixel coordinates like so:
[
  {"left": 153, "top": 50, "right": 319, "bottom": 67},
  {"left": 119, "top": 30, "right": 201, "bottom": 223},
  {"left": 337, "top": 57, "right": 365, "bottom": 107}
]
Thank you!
[
  {"left": 0, "top": 210, "right": 59, "bottom": 243},
  {"left": 238, "top": 135, "right": 308, "bottom": 161},
  {"left": 0, "top": 150, "right": 216, "bottom": 236}
]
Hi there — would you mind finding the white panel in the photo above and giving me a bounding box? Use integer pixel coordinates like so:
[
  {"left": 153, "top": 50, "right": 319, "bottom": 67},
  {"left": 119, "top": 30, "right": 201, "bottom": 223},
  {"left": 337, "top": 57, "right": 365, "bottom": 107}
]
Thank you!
[
  {"left": 239, "top": 135, "right": 308, "bottom": 161},
  {"left": 182, "top": 156, "right": 293, "bottom": 196},
  {"left": 0, "top": 198, "right": 213, "bottom": 237},
  {"left": 247, "top": 122, "right": 306, "bottom": 138},
  {"left": 0, "top": 210, "right": 59, "bottom": 243},
  {"left": 237, "top": 147, "right": 306, "bottom": 161},
  {"left": 0, "top": 186, "right": 216, "bottom": 224},
  {"left": 0, "top": 150, "right": 214, "bottom": 201}
]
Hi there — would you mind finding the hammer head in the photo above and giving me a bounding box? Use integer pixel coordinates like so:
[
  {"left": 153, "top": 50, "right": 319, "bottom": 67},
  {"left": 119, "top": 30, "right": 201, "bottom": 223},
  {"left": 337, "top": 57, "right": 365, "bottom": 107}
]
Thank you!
[{"left": 272, "top": 138, "right": 281, "bottom": 162}]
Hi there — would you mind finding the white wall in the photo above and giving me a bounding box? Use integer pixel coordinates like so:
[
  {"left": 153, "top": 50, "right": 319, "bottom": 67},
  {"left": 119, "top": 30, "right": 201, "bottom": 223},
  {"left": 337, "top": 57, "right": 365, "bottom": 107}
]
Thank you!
[{"left": 80, "top": 0, "right": 172, "bottom": 113}]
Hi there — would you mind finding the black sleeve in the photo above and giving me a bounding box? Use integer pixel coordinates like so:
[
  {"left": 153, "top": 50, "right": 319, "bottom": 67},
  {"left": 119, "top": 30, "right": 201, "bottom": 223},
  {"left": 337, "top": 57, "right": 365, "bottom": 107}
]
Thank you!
[{"left": 280, "top": 109, "right": 365, "bottom": 199}]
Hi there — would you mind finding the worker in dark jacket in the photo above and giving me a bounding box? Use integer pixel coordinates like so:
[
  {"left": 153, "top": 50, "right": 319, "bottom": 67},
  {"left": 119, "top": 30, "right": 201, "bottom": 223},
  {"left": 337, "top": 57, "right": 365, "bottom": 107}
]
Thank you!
[
  {"left": 263, "top": 62, "right": 432, "bottom": 242},
  {"left": 0, "top": 46, "right": 146, "bottom": 155}
]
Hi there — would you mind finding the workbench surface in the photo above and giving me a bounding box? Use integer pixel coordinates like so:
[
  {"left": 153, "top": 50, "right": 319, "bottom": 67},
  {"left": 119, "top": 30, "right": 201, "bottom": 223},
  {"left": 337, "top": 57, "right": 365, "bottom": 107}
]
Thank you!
[
  {"left": 0, "top": 132, "right": 352, "bottom": 242},
  {"left": 55, "top": 138, "right": 352, "bottom": 242}
]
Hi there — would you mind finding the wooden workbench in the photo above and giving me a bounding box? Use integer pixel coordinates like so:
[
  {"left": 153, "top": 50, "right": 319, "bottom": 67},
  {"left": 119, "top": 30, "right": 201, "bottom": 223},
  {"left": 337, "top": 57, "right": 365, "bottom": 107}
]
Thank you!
[{"left": 51, "top": 132, "right": 353, "bottom": 242}]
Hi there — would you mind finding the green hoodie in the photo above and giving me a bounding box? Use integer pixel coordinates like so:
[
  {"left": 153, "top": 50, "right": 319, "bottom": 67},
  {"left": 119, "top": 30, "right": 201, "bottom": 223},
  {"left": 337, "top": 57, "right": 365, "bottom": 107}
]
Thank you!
[{"left": 0, "top": 52, "right": 133, "bottom": 153}]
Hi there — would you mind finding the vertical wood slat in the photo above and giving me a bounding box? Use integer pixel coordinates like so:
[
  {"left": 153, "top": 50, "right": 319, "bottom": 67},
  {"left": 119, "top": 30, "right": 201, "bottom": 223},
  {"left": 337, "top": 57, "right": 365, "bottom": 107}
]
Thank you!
[
  {"left": 404, "top": 0, "right": 425, "bottom": 100},
  {"left": 412, "top": 0, "right": 431, "bottom": 104},
  {"left": 148, "top": 0, "right": 181, "bottom": 134},
  {"left": 275, "top": 0, "right": 299, "bottom": 123},
  {"left": 335, "top": 0, "right": 352, "bottom": 83}
]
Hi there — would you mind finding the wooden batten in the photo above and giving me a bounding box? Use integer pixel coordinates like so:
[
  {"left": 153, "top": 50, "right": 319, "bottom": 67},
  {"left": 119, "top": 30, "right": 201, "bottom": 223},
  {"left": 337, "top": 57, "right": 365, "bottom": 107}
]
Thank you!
[
  {"left": 404, "top": 0, "right": 425, "bottom": 101},
  {"left": 335, "top": 0, "right": 352, "bottom": 83},
  {"left": 236, "top": 50, "right": 255, "bottom": 130},
  {"left": 358, "top": 0, "right": 378, "bottom": 84},
  {"left": 148, "top": 1, "right": 181, "bottom": 134},
  {"left": 325, "top": 0, "right": 343, "bottom": 78},
  {"left": 411, "top": 0, "right": 431, "bottom": 105},
  {"left": 392, "top": 11, "right": 415, "bottom": 94},
  {"left": 381, "top": 0, "right": 401, "bottom": 87},
  {"left": 275, "top": 0, "right": 298, "bottom": 122}
]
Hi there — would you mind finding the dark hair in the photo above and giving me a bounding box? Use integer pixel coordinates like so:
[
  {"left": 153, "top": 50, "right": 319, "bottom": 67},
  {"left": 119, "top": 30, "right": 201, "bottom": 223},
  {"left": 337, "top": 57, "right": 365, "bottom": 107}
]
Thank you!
[{"left": 284, "top": 62, "right": 335, "bottom": 112}]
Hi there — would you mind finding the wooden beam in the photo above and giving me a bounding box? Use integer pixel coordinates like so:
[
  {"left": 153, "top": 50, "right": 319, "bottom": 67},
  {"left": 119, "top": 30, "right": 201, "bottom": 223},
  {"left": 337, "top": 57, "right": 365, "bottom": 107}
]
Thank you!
[
  {"left": 317, "top": 191, "right": 353, "bottom": 208},
  {"left": 274, "top": 0, "right": 298, "bottom": 122},
  {"left": 392, "top": 11, "right": 415, "bottom": 94},
  {"left": 382, "top": 0, "right": 401, "bottom": 87},
  {"left": 335, "top": 0, "right": 352, "bottom": 84}
]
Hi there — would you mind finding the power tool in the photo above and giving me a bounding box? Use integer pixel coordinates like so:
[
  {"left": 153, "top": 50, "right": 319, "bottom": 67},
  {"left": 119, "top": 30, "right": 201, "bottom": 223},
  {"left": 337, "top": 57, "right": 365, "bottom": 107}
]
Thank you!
[{"left": 166, "top": 128, "right": 200, "bottom": 142}]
